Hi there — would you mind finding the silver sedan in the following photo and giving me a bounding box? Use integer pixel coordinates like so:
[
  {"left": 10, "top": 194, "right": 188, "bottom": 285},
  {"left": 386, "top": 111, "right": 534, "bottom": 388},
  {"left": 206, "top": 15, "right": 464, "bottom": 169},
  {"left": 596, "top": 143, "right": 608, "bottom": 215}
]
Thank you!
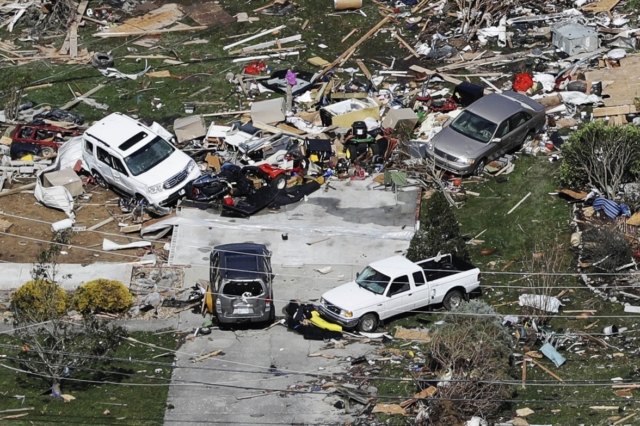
[{"left": 424, "top": 91, "right": 546, "bottom": 176}]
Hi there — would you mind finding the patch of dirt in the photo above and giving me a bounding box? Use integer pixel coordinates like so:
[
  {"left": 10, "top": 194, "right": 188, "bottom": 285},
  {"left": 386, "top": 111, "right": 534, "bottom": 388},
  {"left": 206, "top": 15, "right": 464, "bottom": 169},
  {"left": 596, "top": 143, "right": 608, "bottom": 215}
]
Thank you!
[{"left": 0, "top": 183, "right": 169, "bottom": 264}]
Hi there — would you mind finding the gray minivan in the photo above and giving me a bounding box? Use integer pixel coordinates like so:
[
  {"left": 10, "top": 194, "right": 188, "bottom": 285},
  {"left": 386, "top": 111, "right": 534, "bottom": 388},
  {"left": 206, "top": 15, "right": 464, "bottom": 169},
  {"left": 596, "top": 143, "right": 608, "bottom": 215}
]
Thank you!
[{"left": 210, "top": 243, "right": 274, "bottom": 325}]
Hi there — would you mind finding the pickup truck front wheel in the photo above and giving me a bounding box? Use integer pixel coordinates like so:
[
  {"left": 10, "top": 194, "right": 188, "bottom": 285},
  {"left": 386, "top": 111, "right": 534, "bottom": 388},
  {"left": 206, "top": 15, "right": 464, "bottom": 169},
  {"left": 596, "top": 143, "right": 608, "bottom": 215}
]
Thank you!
[
  {"left": 357, "top": 313, "right": 378, "bottom": 333},
  {"left": 443, "top": 290, "right": 464, "bottom": 310}
]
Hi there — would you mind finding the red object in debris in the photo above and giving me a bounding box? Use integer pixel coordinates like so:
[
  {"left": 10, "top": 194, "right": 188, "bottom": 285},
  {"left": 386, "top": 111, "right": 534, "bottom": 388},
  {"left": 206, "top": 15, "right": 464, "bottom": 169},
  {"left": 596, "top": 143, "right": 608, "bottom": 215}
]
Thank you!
[
  {"left": 513, "top": 73, "right": 534, "bottom": 92},
  {"left": 223, "top": 196, "right": 235, "bottom": 206},
  {"left": 633, "top": 250, "right": 640, "bottom": 260},
  {"left": 244, "top": 60, "right": 268, "bottom": 75}
]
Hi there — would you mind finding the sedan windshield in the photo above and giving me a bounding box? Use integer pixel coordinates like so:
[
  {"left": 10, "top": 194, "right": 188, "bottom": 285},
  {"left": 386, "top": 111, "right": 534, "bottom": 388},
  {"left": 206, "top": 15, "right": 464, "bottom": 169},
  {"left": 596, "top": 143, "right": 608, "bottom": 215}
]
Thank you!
[
  {"left": 450, "top": 110, "right": 497, "bottom": 143},
  {"left": 124, "top": 136, "right": 174, "bottom": 176},
  {"left": 356, "top": 266, "right": 390, "bottom": 295}
]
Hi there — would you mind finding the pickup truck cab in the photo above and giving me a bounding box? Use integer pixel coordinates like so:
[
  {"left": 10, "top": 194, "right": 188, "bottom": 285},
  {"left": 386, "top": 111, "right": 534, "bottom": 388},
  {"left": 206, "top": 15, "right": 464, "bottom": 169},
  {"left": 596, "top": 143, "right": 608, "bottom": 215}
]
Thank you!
[{"left": 319, "top": 253, "right": 481, "bottom": 332}]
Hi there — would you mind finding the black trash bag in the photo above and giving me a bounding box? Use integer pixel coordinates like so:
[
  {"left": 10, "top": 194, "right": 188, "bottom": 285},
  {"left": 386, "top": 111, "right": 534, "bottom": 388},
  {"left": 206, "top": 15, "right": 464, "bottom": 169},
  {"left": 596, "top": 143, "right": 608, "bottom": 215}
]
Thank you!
[{"left": 34, "top": 109, "right": 84, "bottom": 125}]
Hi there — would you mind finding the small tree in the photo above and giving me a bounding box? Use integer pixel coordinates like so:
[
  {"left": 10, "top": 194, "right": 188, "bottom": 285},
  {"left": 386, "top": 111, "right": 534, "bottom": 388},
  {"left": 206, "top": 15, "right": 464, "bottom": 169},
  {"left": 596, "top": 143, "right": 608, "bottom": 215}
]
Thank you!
[
  {"left": 559, "top": 121, "right": 640, "bottom": 199},
  {"left": 12, "top": 231, "right": 127, "bottom": 394},
  {"left": 428, "top": 301, "right": 514, "bottom": 423},
  {"left": 407, "top": 191, "right": 469, "bottom": 261},
  {"left": 520, "top": 242, "right": 569, "bottom": 325}
]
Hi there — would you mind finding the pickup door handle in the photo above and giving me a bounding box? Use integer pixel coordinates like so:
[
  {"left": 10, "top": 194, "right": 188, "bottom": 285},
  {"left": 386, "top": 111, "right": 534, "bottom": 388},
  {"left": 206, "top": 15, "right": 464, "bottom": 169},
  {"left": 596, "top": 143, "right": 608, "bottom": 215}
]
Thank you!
[
  {"left": 408, "top": 293, "right": 413, "bottom": 296},
  {"left": 377, "top": 304, "right": 382, "bottom": 306}
]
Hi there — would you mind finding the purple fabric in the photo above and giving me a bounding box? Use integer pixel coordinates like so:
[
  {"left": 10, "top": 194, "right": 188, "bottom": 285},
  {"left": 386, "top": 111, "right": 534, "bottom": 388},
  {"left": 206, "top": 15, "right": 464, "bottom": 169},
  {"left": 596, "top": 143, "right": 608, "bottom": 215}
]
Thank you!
[{"left": 285, "top": 70, "right": 297, "bottom": 86}]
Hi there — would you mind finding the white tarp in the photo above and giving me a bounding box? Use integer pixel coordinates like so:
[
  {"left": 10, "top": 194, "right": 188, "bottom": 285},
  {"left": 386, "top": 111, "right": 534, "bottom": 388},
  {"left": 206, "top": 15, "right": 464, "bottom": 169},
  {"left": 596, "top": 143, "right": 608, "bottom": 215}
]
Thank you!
[
  {"left": 34, "top": 136, "right": 86, "bottom": 220},
  {"left": 102, "top": 238, "right": 152, "bottom": 251},
  {"left": 518, "top": 294, "right": 562, "bottom": 313}
]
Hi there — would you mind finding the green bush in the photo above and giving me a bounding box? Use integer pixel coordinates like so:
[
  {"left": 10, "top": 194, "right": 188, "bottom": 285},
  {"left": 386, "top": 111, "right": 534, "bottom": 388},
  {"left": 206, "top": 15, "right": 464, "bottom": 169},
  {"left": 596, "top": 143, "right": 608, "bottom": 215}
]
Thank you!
[
  {"left": 559, "top": 121, "right": 640, "bottom": 199},
  {"left": 73, "top": 279, "right": 133, "bottom": 314},
  {"left": 11, "top": 280, "right": 69, "bottom": 319}
]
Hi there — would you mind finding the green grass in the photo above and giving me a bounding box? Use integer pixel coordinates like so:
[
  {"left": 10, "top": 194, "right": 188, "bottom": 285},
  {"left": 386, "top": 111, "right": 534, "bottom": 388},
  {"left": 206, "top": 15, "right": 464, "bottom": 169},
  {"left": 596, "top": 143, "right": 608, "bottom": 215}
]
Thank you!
[{"left": 0, "top": 331, "right": 177, "bottom": 425}]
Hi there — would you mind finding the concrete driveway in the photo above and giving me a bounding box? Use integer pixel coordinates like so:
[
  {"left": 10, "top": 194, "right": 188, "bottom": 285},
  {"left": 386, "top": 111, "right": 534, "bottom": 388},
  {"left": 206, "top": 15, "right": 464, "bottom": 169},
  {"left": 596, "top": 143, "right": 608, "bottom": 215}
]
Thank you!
[{"left": 163, "top": 180, "right": 419, "bottom": 424}]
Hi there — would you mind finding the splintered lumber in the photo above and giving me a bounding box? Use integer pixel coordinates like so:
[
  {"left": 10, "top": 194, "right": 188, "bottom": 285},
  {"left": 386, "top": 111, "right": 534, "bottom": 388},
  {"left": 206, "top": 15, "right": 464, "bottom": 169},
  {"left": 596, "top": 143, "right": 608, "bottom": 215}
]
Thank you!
[
  {"left": 194, "top": 350, "right": 222, "bottom": 362},
  {"left": 94, "top": 25, "right": 207, "bottom": 38},
  {"left": 0, "top": 182, "right": 37, "bottom": 198},
  {"left": 578, "top": 331, "right": 607, "bottom": 348},
  {"left": 237, "top": 391, "right": 278, "bottom": 400},
  {"left": 531, "top": 359, "right": 563, "bottom": 382},
  {"left": 341, "top": 28, "right": 358, "bottom": 43},
  {"left": 321, "top": 16, "right": 391, "bottom": 76},
  {"left": 613, "top": 413, "right": 637, "bottom": 425},
  {"left": 223, "top": 25, "right": 286, "bottom": 50},
  {"left": 507, "top": 192, "right": 531, "bottom": 215},
  {"left": 408, "top": 64, "right": 463, "bottom": 86},
  {"left": 60, "top": 84, "right": 105, "bottom": 110},
  {"left": 522, "top": 357, "right": 527, "bottom": 389},
  {"left": 394, "top": 33, "right": 419, "bottom": 58}
]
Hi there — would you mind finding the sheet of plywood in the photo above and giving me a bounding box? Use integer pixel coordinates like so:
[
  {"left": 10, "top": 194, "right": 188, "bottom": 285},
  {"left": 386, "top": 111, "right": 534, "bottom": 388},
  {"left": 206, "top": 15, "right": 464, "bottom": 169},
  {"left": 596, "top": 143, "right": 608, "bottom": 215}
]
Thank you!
[
  {"left": 99, "top": 3, "right": 184, "bottom": 36},
  {"left": 585, "top": 54, "right": 640, "bottom": 107},
  {"left": 581, "top": 0, "right": 620, "bottom": 12},
  {"left": 185, "top": 3, "right": 233, "bottom": 26}
]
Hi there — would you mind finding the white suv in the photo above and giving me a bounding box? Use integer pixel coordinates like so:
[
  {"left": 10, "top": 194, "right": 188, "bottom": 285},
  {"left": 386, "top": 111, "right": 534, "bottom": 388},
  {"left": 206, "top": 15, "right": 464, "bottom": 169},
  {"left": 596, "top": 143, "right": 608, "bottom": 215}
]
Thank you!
[{"left": 82, "top": 113, "right": 200, "bottom": 207}]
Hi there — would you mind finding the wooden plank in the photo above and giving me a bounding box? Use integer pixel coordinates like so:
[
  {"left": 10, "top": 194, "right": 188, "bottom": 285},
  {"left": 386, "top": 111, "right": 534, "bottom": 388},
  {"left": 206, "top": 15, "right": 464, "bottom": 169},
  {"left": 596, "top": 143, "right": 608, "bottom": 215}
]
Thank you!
[
  {"left": 593, "top": 105, "right": 637, "bottom": 117},
  {"left": 408, "top": 64, "right": 464, "bottom": 86},
  {"left": 395, "top": 33, "right": 419, "bottom": 58},
  {"left": 321, "top": 16, "right": 391, "bottom": 76},
  {"left": 222, "top": 25, "right": 286, "bottom": 50},
  {"left": 94, "top": 25, "right": 208, "bottom": 38},
  {"left": 581, "top": 0, "right": 620, "bottom": 12},
  {"left": 60, "top": 84, "right": 105, "bottom": 110},
  {"left": 69, "top": 22, "right": 79, "bottom": 59},
  {"left": 531, "top": 359, "right": 563, "bottom": 382},
  {"left": 194, "top": 350, "right": 222, "bottom": 362}
]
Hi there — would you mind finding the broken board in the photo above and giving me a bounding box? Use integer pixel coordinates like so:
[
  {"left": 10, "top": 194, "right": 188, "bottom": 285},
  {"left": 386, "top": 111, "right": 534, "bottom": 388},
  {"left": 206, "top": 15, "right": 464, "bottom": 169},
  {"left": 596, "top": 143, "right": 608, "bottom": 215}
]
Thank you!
[
  {"left": 580, "top": 0, "right": 620, "bottom": 12},
  {"left": 97, "top": 3, "right": 184, "bottom": 36},
  {"left": 185, "top": 3, "right": 233, "bottom": 26},
  {"left": 585, "top": 54, "right": 640, "bottom": 107}
]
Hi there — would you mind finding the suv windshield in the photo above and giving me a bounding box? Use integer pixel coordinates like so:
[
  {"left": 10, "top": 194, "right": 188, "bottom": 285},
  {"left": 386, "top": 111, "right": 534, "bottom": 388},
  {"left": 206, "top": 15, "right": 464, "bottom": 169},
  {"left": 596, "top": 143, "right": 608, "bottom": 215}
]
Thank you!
[
  {"left": 356, "top": 266, "right": 390, "bottom": 295},
  {"left": 450, "top": 110, "right": 497, "bottom": 144},
  {"left": 124, "top": 136, "right": 174, "bottom": 176}
]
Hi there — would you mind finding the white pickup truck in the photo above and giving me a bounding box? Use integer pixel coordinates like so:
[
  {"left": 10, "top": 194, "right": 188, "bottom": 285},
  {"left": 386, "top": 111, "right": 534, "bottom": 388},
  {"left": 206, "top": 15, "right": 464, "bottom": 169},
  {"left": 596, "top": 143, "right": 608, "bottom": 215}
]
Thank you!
[{"left": 318, "top": 253, "right": 482, "bottom": 332}]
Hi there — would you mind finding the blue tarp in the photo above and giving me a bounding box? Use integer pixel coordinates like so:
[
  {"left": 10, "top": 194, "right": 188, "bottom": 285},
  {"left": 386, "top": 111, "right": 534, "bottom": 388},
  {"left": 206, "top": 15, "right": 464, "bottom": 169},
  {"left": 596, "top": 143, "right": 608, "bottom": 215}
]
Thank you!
[{"left": 593, "top": 197, "right": 630, "bottom": 219}]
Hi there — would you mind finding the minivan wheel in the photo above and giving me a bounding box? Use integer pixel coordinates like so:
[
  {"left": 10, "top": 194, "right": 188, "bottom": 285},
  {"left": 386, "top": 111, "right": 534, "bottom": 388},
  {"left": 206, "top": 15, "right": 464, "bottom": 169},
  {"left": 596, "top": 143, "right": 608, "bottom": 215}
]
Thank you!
[
  {"left": 443, "top": 290, "right": 464, "bottom": 310},
  {"left": 92, "top": 171, "right": 108, "bottom": 188},
  {"left": 473, "top": 159, "right": 486, "bottom": 177},
  {"left": 357, "top": 313, "right": 378, "bottom": 333}
]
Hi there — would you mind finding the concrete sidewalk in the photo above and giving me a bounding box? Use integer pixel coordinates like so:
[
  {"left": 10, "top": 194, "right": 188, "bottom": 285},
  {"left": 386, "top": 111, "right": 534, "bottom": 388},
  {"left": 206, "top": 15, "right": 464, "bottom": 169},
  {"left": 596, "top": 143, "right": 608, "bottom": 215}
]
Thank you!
[{"left": 0, "top": 263, "right": 134, "bottom": 291}]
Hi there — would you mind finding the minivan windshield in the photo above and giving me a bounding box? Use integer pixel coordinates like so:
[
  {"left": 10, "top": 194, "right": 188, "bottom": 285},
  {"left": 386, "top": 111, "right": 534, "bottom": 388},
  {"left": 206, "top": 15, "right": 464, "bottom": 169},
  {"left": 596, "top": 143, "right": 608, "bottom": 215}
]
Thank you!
[
  {"left": 356, "top": 266, "right": 390, "bottom": 295},
  {"left": 124, "top": 136, "right": 175, "bottom": 176},
  {"left": 450, "top": 110, "right": 497, "bottom": 144}
]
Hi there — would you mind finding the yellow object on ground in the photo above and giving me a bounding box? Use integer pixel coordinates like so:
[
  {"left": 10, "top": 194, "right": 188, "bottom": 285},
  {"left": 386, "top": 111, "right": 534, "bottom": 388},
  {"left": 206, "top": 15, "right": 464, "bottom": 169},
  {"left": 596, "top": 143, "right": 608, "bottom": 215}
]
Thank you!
[{"left": 310, "top": 310, "right": 342, "bottom": 332}]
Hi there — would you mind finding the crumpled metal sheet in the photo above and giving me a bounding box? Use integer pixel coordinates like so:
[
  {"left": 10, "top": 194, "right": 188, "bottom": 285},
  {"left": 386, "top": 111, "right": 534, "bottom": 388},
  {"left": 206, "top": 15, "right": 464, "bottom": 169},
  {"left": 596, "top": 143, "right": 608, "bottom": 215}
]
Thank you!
[
  {"left": 35, "top": 179, "right": 75, "bottom": 220},
  {"left": 99, "top": 60, "right": 150, "bottom": 80}
]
